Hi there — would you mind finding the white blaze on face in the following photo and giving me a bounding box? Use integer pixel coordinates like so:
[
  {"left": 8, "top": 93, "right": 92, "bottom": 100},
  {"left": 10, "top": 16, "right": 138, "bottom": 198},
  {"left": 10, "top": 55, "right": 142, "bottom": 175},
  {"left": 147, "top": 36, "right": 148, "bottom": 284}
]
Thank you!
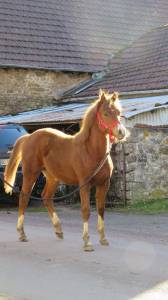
[{"left": 112, "top": 123, "right": 126, "bottom": 140}]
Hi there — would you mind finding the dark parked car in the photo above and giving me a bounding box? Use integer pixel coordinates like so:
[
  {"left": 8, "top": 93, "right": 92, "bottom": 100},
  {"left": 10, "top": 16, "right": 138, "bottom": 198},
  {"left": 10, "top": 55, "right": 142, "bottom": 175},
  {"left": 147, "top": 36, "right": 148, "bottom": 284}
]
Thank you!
[
  {"left": 0, "top": 123, "right": 28, "bottom": 205},
  {"left": 0, "top": 123, "right": 27, "bottom": 160},
  {"left": 0, "top": 123, "right": 45, "bottom": 206}
]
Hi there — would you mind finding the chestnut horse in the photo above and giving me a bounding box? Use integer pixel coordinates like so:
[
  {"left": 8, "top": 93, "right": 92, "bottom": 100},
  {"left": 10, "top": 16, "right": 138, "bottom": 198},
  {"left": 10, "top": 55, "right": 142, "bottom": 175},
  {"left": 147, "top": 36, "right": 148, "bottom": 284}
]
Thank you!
[{"left": 4, "top": 90, "right": 127, "bottom": 251}]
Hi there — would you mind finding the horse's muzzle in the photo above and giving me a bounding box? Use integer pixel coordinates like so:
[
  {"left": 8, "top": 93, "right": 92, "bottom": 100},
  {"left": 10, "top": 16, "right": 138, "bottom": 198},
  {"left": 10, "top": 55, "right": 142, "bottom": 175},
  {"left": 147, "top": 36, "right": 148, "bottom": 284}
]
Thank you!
[{"left": 116, "top": 124, "right": 128, "bottom": 140}]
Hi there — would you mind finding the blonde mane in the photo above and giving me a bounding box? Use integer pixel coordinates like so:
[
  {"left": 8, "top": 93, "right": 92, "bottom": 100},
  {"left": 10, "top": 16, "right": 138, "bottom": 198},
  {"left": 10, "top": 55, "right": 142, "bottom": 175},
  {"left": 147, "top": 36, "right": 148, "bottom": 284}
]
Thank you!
[{"left": 74, "top": 99, "right": 99, "bottom": 143}]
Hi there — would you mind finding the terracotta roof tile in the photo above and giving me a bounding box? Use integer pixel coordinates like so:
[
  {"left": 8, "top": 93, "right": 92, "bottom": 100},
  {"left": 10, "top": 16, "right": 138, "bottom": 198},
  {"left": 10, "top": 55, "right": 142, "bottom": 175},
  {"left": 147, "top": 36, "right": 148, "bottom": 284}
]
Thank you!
[
  {"left": 0, "top": 0, "right": 168, "bottom": 72},
  {"left": 64, "top": 25, "right": 168, "bottom": 96}
]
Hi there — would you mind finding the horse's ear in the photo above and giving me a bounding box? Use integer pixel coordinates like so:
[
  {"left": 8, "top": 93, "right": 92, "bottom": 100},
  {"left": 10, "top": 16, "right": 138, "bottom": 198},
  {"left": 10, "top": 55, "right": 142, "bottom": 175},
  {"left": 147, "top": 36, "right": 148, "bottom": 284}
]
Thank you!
[
  {"left": 111, "top": 92, "right": 119, "bottom": 102},
  {"left": 99, "top": 89, "right": 106, "bottom": 103}
]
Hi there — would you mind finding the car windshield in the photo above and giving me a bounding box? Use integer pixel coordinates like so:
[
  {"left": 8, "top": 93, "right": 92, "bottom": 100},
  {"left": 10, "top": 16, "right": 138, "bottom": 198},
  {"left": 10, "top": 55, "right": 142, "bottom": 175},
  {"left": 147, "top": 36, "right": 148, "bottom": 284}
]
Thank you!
[{"left": 0, "top": 126, "right": 27, "bottom": 148}]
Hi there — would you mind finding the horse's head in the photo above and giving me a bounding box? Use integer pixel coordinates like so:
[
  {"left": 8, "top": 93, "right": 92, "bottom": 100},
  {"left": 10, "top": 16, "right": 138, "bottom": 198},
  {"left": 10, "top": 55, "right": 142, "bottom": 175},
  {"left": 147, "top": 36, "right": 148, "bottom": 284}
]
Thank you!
[{"left": 97, "top": 90, "right": 128, "bottom": 142}]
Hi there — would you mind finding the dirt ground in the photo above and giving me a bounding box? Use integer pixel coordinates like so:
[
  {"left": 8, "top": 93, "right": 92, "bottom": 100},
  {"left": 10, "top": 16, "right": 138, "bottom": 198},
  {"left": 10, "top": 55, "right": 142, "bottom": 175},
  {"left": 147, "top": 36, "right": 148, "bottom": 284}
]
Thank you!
[{"left": 0, "top": 207, "right": 168, "bottom": 300}]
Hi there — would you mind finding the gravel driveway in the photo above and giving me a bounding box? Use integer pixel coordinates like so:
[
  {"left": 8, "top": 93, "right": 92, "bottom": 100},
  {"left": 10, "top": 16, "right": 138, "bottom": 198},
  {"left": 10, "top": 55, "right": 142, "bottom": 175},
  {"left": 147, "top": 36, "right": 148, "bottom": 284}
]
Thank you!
[{"left": 0, "top": 207, "right": 168, "bottom": 300}]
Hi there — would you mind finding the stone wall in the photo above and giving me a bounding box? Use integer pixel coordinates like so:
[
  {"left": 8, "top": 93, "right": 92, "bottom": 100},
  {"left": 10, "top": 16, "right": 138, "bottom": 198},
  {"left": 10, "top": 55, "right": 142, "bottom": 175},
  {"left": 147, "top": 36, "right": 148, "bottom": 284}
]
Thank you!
[
  {"left": 0, "top": 68, "right": 89, "bottom": 115},
  {"left": 124, "top": 127, "right": 168, "bottom": 203}
]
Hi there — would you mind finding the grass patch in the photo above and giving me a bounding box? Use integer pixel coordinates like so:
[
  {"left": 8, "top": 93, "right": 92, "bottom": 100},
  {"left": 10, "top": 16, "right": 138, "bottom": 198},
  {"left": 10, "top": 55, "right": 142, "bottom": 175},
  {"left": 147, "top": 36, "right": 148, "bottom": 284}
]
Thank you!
[
  {"left": 114, "top": 198, "right": 168, "bottom": 214},
  {"left": 27, "top": 207, "right": 47, "bottom": 213},
  {"left": 0, "top": 206, "right": 48, "bottom": 213},
  {"left": 1, "top": 199, "right": 168, "bottom": 215}
]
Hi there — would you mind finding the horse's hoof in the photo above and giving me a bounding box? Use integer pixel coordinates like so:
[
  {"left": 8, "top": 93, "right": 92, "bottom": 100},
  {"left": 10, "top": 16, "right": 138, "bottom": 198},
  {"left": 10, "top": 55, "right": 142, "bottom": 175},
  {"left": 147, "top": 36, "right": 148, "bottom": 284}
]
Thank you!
[
  {"left": 100, "top": 239, "right": 109, "bottom": 246},
  {"left": 19, "top": 236, "right": 28, "bottom": 242},
  {"left": 83, "top": 244, "right": 94, "bottom": 252},
  {"left": 56, "top": 232, "right": 64, "bottom": 239}
]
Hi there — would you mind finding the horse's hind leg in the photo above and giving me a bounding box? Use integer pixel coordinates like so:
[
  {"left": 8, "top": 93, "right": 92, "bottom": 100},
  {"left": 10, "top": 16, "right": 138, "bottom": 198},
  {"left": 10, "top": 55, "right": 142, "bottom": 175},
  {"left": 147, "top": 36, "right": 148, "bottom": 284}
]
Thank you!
[
  {"left": 17, "top": 192, "right": 29, "bottom": 242},
  {"left": 42, "top": 179, "right": 63, "bottom": 239},
  {"left": 96, "top": 179, "right": 110, "bottom": 246},
  {"left": 17, "top": 172, "right": 39, "bottom": 242}
]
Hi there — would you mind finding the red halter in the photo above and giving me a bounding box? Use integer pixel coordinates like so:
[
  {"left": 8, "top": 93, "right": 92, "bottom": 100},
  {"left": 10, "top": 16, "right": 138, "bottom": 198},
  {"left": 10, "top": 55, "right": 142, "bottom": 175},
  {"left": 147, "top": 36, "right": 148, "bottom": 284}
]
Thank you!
[{"left": 96, "top": 111, "right": 120, "bottom": 143}]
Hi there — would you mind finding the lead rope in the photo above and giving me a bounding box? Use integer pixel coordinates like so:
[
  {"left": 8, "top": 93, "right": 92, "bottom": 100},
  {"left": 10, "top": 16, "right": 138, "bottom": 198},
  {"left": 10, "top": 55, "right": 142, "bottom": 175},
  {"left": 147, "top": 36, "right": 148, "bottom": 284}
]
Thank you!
[{"left": 1, "top": 143, "right": 112, "bottom": 201}]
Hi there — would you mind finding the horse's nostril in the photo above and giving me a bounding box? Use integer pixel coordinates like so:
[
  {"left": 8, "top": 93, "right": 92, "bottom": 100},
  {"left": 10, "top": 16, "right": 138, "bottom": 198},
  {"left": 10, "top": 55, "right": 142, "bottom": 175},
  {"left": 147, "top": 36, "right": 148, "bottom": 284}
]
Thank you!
[{"left": 118, "top": 127, "right": 126, "bottom": 138}]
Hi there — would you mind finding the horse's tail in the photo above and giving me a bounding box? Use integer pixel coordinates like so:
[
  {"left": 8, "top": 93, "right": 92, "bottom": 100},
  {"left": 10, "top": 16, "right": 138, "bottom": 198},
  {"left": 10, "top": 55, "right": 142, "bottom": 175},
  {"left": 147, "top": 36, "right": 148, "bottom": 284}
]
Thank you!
[{"left": 4, "top": 134, "right": 29, "bottom": 194}]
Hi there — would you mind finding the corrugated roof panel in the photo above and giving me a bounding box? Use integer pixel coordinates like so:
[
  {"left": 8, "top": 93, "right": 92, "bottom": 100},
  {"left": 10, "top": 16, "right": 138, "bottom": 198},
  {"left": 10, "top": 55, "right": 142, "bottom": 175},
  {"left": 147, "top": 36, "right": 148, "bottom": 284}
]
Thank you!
[
  {"left": 0, "top": 95, "right": 168, "bottom": 127},
  {"left": 124, "top": 107, "right": 168, "bottom": 127},
  {"left": 122, "top": 95, "right": 168, "bottom": 117},
  {"left": 0, "top": 103, "right": 89, "bottom": 124}
]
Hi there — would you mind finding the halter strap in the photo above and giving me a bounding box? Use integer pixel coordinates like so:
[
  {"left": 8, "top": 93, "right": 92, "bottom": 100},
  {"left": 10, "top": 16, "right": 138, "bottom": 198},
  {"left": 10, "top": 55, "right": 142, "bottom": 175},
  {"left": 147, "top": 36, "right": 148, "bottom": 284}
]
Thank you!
[{"left": 96, "top": 112, "right": 120, "bottom": 143}]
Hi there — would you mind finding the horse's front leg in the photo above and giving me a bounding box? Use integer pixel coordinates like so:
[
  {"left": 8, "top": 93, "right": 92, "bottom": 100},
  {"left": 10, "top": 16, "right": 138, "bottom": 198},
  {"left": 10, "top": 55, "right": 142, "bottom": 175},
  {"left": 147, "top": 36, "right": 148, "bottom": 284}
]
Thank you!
[
  {"left": 96, "top": 179, "right": 110, "bottom": 246},
  {"left": 42, "top": 179, "right": 63, "bottom": 239},
  {"left": 80, "top": 184, "right": 94, "bottom": 251}
]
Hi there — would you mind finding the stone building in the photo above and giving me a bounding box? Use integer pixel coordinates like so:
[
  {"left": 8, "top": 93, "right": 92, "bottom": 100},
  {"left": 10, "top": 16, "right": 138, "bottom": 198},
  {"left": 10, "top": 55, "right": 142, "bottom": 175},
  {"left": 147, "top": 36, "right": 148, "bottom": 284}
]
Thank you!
[
  {"left": 0, "top": 69, "right": 89, "bottom": 115},
  {"left": 124, "top": 126, "right": 168, "bottom": 202}
]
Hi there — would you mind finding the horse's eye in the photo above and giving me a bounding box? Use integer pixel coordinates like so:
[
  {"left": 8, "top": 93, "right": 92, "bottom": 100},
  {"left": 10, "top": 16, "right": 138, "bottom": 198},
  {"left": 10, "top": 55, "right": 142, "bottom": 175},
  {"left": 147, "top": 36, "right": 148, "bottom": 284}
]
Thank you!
[{"left": 104, "top": 111, "right": 109, "bottom": 117}]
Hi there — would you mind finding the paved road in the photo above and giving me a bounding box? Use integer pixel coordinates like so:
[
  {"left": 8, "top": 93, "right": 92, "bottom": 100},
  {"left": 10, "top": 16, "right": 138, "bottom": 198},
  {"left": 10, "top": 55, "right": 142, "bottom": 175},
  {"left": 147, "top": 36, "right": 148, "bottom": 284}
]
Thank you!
[{"left": 0, "top": 208, "right": 168, "bottom": 300}]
